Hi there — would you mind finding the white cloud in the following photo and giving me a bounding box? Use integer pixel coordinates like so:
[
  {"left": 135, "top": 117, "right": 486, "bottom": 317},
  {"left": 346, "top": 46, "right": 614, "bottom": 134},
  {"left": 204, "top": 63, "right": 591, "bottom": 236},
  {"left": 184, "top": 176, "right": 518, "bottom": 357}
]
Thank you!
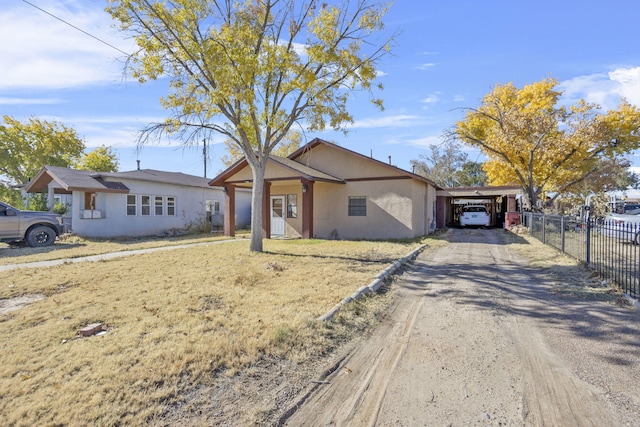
[
  {"left": 415, "top": 63, "right": 436, "bottom": 70},
  {"left": 560, "top": 67, "right": 640, "bottom": 109},
  {"left": 0, "top": 1, "right": 134, "bottom": 91},
  {"left": 0, "top": 97, "right": 63, "bottom": 105},
  {"left": 609, "top": 67, "right": 640, "bottom": 105},
  {"left": 349, "top": 114, "right": 420, "bottom": 129},
  {"left": 421, "top": 94, "right": 439, "bottom": 105},
  {"left": 405, "top": 135, "right": 443, "bottom": 148},
  {"left": 453, "top": 94, "right": 465, "bottom": 102}
]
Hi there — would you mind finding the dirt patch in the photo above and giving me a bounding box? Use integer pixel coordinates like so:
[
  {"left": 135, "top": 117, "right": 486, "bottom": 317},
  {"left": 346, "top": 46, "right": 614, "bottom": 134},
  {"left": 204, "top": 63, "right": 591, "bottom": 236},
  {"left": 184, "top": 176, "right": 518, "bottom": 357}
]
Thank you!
[{"left": 0, "top": 294, "right": 44, "bottom": 315}]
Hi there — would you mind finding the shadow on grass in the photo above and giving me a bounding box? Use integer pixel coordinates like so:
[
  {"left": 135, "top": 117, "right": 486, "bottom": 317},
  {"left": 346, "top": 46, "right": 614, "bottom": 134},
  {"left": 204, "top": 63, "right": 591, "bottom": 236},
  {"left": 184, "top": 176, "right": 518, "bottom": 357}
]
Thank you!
[{"left": 0, "top": 242, "right": 87, "bottom": 259}]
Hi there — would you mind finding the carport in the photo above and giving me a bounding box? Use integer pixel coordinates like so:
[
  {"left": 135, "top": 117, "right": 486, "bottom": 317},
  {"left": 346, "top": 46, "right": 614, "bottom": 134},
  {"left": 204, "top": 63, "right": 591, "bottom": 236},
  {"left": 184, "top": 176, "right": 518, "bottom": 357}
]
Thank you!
[{"left": 436, "top": 186, "right": 522, "bottom": 228}]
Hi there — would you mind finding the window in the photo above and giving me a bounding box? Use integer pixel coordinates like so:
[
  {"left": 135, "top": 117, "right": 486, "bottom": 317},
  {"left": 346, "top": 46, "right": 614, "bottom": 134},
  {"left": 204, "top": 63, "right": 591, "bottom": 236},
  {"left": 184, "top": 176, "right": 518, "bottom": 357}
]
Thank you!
[
  {"left": 348, "top": 196, "right": 366, "bottom": 216},
  {"left": 84, "top": 192, "right": 96, "bottom": 210},
  {"left": 141, "top": 196, "right": 151, "bottom": 216},
  {"left": 155, "top": 196, "right": 163, "bottom": 216},
  {"left": 287, "top": 194, "right": 297, "bottom": 218},
  {"left": 213, "top": 200, "right": 221, "bottom": 215},
  {"left": 126, "top": 195, "right": 136, "bottom": 216},
  {"left": 167, "top": 197, "right": 176, "bottom": 216}
]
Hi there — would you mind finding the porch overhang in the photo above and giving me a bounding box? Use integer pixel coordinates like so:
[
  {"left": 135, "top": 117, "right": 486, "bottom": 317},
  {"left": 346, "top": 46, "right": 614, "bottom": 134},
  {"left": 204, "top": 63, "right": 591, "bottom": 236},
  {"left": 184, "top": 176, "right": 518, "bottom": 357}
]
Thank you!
[{"left": 209, "top": 155, "right": 344, "bottom": 239}]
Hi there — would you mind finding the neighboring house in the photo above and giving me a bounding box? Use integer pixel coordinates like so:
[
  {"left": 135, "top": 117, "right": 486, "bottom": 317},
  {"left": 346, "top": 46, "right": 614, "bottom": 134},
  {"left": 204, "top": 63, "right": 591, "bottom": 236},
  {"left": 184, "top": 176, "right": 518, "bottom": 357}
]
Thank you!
[
  {"left": 25, "top": 166, "right": 251, "bottom": 238},
  {"left": 209, "top": 138, "right": 440, "bottom": 240}
]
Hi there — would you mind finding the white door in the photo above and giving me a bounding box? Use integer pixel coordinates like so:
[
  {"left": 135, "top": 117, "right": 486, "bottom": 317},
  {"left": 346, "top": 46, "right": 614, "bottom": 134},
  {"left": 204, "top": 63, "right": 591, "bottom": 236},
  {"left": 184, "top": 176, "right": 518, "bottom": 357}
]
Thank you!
[{"left": 270, "top": 196, "right": 285, "bottom": 237}]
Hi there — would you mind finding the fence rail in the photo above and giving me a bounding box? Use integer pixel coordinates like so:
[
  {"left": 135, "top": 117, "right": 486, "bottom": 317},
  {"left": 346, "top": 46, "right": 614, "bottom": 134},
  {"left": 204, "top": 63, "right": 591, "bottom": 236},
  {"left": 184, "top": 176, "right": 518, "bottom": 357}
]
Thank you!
[{"left": 523, "top": 212, "right": 639, "bottom": 299}]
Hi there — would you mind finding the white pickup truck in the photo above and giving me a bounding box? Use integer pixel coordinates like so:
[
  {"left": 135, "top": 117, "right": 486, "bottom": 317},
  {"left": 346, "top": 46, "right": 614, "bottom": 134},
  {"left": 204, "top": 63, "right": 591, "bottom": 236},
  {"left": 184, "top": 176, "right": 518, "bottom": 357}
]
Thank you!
[{"left": 0, "top": 201, "right": 64, "bottom": 247}]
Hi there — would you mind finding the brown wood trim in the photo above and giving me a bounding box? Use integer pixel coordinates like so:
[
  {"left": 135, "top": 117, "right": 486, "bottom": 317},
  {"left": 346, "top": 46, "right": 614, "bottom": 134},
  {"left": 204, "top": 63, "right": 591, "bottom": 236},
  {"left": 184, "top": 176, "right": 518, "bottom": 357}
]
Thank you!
[
  {"left": 262, "top": 182, "right": 271, "bottom": 238},
  {"left": 224, "top": 185, "right": 236, "bottom": 237},
  {"left": 302, "top": 179, "right": 313, "bottom": 239},
  {"left": 225, "top": 177, "right": 344, "bottom": 185},
  {"left": 344, "top": 176, "right": 412, "bottom": 182},
  {"left": 68, "top": 187, "right": 130, "bottom": 194}
]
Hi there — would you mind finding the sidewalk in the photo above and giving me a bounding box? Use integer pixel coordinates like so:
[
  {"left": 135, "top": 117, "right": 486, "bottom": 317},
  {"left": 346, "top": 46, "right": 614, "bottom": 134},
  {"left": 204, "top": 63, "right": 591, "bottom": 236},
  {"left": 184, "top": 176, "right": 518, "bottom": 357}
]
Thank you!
[{"left": 0, "top": 240, "right": 236, "bottom": 272}]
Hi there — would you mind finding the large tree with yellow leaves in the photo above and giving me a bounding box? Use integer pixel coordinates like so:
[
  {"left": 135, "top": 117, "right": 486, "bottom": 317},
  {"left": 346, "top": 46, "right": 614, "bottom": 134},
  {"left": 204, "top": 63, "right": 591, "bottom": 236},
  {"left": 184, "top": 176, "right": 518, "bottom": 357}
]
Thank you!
[
  {"left": 454, "top": 78, "right": 640, "bottom": 209},
  {"left": 107, "top": 0, "right": 393, "bottom": 251}
]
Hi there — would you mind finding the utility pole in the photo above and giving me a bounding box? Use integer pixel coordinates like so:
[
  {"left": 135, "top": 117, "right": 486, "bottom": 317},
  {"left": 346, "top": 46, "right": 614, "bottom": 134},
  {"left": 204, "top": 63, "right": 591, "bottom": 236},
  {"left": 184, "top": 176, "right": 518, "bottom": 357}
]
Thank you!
[{"left": 203, "top": 139, "right": 207, "bottom": 178}]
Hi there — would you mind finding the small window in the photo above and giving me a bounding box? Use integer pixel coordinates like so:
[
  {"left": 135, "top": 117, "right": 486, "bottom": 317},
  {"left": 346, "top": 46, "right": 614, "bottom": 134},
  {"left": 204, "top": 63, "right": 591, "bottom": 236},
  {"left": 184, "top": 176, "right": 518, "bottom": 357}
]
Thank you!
[
  {"left": 155, "top": 196, "right": 164, "bottom": 216},
  {"left": 126, "top": 195, "right": 137, "bottom": 216},
  {"left": 287, "top": 194, "right": 297, "bottom": 218},
  {"left": 348, "top": 196, "right": 366, "bottom": 216},
  {"left": 141, "top": 196, "right": 151, "bottom": 216},
  {"left": 213, "top": 200, "right": 221, "bottom": 215},
  {"left": 167, "top": 197, "right": 176, "bottom": 216}
]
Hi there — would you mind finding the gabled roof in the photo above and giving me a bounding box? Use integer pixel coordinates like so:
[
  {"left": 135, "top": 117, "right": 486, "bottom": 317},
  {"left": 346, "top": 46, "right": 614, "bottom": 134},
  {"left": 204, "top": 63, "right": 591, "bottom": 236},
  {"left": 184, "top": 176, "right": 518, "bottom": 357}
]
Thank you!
[
  {"left": 208, "top": 154, "right": 344, "bottom": 186},
  {"left": 105, "top": 169, "right": 213, "bottom": 188},
  {"left": 25, "top": 166, "right": 129, "bottom": 194},
  {"left": 269, "top": 155, "right": 345, "bottom": 183},
  {"left": 289, "top": 138, "right": 441, "bottom": 189},
  {"left": 208, "top": 138, "right": 440, "bottom": 189},
  {"left": 25, "top": 166, "right": 214, "bottom": 194}
]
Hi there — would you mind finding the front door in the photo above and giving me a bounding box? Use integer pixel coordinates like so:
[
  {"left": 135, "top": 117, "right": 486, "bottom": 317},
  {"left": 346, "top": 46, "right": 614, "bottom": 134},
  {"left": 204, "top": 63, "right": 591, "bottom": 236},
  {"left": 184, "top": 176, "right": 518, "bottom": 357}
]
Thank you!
[{"left": 270, "top": 196, "right": 285, "bottom": 237}]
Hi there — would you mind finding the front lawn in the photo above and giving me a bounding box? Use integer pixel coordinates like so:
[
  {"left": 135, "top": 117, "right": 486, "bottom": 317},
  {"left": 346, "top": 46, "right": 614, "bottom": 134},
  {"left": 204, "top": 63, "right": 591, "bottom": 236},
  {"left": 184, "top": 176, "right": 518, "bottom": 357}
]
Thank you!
[{"left": 0, "top": 237, "right": 439, "bottom": 425}]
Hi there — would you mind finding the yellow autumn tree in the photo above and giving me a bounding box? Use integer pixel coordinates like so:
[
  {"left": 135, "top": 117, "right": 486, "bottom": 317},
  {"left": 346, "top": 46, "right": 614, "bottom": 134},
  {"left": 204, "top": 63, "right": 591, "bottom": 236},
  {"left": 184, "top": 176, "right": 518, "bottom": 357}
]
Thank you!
[
  {"left": 107, "top": 0, "right": 393, "bottom": 252},
  {"left": 73, "top": 145, "right": 120, "bottom": 172},
  {"left": 0, "top": 116, "right": 86, "bottom": 206},
  {"left": 454, "top": 78, "right": 640, "bottom": 209}
]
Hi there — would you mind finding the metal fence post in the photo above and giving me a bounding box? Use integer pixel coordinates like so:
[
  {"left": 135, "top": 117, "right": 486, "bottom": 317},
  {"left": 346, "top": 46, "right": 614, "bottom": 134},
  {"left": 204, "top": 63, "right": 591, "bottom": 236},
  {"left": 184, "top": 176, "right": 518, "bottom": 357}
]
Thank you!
[
  {"left": 585, "top": 210, "right": 591, "bottom": 266},
  {"left": 560, "top": 216, "right": 565, "bottom": 253}
]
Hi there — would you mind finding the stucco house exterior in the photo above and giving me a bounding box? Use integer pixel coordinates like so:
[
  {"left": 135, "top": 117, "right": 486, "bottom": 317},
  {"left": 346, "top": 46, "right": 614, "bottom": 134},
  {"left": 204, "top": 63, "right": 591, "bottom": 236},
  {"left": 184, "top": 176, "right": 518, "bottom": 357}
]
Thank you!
[
  {"left": 209, "top": 138, "right": 439, "bottom": 240},
  {"left": 25, "top": 166, "right": 251, "bottom": 238}
]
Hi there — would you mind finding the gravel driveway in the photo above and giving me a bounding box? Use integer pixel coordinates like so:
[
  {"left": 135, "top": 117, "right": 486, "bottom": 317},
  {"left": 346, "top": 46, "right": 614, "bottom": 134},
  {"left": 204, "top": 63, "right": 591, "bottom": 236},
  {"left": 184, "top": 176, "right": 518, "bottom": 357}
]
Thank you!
[{"left": 282, "top": 228, "right": 640, "bottom": 426}]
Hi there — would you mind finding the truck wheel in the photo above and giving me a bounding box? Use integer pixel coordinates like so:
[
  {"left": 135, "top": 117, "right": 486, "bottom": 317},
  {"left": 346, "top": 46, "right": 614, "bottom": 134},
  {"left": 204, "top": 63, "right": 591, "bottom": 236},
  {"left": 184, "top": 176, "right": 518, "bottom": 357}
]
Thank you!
[{"left": 26, "top": 226, "right": 56, "bottom": 247}]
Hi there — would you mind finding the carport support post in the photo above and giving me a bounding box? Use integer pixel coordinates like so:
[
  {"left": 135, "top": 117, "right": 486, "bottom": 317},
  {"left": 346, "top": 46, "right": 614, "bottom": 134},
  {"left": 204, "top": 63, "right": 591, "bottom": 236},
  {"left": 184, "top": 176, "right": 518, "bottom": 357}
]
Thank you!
[{"left": 223, "top": 185, "right": 236, "bottom": 237}]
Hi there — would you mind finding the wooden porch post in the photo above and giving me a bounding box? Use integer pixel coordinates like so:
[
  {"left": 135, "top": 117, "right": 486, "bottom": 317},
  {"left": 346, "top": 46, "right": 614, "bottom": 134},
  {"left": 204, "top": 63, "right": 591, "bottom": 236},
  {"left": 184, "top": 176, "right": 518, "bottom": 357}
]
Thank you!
[
  {"left": 262, "top": 181, "right": 271, "bottom": 239},
  {"left": 302, "top": 179, "right": 314, "bottom": 239},
  {"left": 223, "top": 184, "right": 235, "bottom": 237}
]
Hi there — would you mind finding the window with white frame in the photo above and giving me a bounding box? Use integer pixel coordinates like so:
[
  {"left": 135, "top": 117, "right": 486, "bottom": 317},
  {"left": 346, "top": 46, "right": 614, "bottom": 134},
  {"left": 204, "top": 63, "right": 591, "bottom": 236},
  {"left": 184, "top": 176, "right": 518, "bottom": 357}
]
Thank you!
[
  {"left": 287, "top": 194, "right": 297, "bottom": 218},
  {"left": 348, "top": 196, "right": 367, "bottom": 216},
  {"left": 155, "top": 196, "right": 163, "bottom": 215},
  {"left": 167, "top": 197, "right": 176, "bottom": 216},
  {"left": 126, "top": 195, "right": 136, "bottom": 216},
  {"left": 141, "top": 195, "right": 151, "bottom": 216}
]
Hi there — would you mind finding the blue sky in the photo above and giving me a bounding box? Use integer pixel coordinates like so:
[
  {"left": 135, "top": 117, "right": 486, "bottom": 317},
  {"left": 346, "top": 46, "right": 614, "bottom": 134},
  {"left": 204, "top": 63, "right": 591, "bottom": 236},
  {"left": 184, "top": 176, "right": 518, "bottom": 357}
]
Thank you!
[{"left": 2, "top": 0, "right": 640, "bottom": 180}]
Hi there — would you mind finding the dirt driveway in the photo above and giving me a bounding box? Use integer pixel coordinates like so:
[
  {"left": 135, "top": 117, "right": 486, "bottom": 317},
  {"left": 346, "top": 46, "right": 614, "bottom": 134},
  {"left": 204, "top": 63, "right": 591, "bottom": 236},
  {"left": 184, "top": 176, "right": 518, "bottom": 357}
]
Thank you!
[{"left": 281, "top": 228, "right": 640, "bottom": 426}]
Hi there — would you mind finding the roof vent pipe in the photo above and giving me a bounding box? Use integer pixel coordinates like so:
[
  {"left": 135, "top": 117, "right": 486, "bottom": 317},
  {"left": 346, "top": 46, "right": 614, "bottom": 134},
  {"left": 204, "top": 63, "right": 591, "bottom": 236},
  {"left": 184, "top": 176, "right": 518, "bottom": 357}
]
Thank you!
[{"left": 388, "top": 155, "right": 391, "bottom": 165}]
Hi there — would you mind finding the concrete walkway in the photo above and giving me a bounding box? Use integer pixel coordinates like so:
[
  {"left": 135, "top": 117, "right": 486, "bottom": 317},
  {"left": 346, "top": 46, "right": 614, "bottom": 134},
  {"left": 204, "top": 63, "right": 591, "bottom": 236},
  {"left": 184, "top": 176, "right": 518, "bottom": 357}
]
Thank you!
[{"left": 0, "top": 239, "right": 239, "bottom": 272}]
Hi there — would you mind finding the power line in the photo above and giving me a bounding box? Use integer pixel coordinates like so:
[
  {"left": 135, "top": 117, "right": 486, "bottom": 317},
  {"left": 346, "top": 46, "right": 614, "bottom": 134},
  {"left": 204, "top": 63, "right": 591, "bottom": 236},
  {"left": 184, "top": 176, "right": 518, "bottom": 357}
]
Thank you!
[{"left": 21, "top": 0, "right": 130, "bottom": 56}]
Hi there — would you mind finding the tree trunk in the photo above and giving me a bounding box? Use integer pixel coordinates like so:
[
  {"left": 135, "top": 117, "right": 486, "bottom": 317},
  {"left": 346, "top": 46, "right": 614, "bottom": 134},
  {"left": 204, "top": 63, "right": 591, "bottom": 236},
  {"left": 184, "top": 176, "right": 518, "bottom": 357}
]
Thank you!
[{"left": 249, "top": 160, "right": 267, "bottom": 252}]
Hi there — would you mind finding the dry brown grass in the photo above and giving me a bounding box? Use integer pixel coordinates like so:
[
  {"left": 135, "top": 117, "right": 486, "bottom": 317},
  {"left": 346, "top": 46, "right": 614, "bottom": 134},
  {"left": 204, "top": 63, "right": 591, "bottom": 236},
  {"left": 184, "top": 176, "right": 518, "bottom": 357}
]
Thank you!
[
  {"left": 500, "top": 231, "right": 620, "bottom": 302},
  {"left": 0, "top": 237, "right": 429, "bottom": 426},
  {"left": 0, "top": 232, "right": 249, "bottom": 266}
]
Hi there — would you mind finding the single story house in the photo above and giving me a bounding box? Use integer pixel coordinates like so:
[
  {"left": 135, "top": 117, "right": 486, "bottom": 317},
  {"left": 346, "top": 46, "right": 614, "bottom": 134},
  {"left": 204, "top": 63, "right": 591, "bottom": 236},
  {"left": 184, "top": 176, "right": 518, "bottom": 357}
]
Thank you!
[
  {"left": 25, "top": 166, "right": 251, "bottom": 238},
  {"left": 209, "top": 138, "right": 440, "bottom": 240}
]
